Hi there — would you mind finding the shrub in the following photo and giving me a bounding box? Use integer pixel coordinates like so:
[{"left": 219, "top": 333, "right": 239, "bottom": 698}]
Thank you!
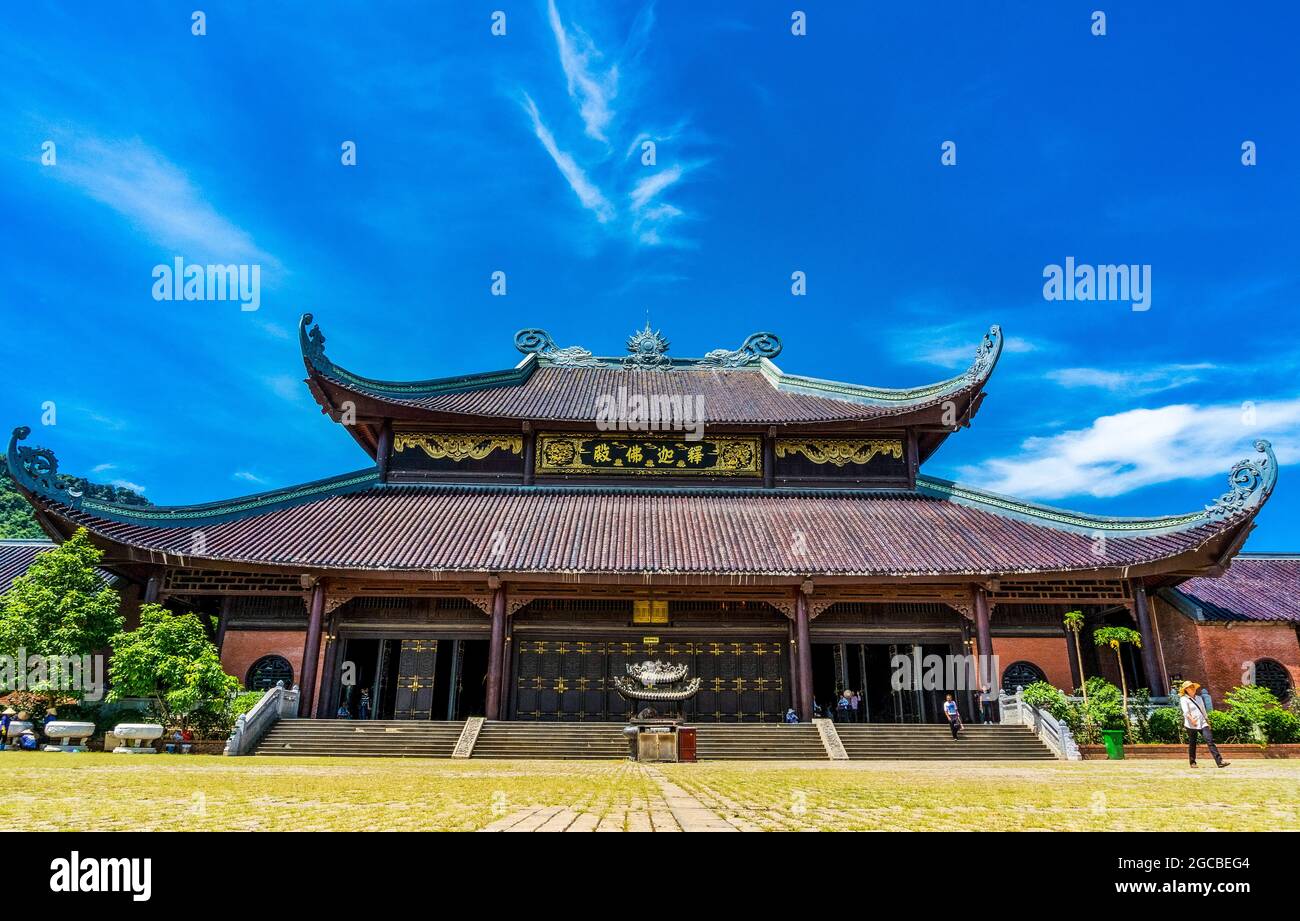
[
  {"left": 1257, "top": 708, "right": 1300, "bottom": 744},
  {"left": 1145, "top": 707, "right": 1183, "bottom": 744},
  {"left": 1021, "top": 681, "right": 1069, "bottom": 718},
  {"left": 1206, "top": 709, "right": 1243, "bottom": 744},
  {"left": 231, "top": 691, "right": 264, "bottom": 718}
]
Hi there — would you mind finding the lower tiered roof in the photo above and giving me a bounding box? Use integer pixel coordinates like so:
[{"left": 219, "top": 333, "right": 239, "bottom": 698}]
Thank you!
[{"left": 6, "top": 428, "right": 1277, "bottom": 584}]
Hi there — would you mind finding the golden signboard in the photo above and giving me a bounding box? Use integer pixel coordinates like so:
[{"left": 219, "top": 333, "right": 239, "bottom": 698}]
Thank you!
[{"left": 536, "top": 434, "right": 761, "bottom": 476}]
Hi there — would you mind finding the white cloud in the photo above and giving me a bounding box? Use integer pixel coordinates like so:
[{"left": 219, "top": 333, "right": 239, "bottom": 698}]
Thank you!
[
  {"left": 1047, "top": 364, "right": 1215, "bottom": 395},
  {"left": 234, "top": 471, "right": 269, "bottom": 486},
  {"left": 546, "top": 0, "right": 618, "bottom": 141},
  {"left": 630, "top": 164, "right": 682, "bottom": 211},
  {"left": 904, "top": 325, "right": 1035, "bottom": 369},
  {"left": 522, "top": 94, "right": 614, "bottom": 223},
  {"left": 49, "top": 135, "right": 276, "bottom": 267},
  {"left": 90, "top": 463, "right": 117, "bottom": 474},
  {"left": 264, "top": 374, "right": 304, "bottom": 403},
  {"left": 110, "top": 479, "right": 146, "bottom": 493},
  {"left": 958, "top": 399, "right": 1300, "bottom": 500}
]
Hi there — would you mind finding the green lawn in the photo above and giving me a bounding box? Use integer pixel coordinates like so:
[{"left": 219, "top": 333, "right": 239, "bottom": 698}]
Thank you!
[
  {"left": 659, "top": 760, "right": 1300, "bottom": 831},
  {"left": 6, "top": 753, "right": 1297, "bottom": 831}
]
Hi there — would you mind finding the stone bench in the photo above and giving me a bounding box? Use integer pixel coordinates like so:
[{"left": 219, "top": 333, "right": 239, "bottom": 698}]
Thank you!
[
  {"left": 43, "top": 721, "right": 96, "bottom": 752},
  {"left": 112, "top": 723, "right": 164, "bottom": 754}
]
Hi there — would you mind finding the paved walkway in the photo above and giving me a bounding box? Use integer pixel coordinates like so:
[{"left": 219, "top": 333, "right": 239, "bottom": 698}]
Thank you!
[{"left": 479, "top": 764, "right": 741, "bottom": 832}]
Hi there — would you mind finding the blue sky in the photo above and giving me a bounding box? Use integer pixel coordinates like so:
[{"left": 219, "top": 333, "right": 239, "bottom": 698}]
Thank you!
[{"left": 2, "top": 1, "right": 1298, "bottom": 547}]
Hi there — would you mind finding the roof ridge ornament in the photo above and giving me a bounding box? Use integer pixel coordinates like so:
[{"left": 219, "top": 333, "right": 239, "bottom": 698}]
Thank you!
[
  {"left": 623, "top": 322, "right": 672, "bottom": 370},
  {"left": 966, "top": 325, "right": 1003, "bottom": 384},
  {"left": 513, "top": 329, "right": 607, "bottom": 367},
  {"left": 299, "top": 313, "right": 332, "bottom": 372},
  {"left": 6, "top": 427, "right": 82, "bottom": 507},
  {"left": 1206, "top": 440, "right": 1277, "bottom": 519},
  {"left": 703, "top": 332, "right": 783, "bottom": 368}
]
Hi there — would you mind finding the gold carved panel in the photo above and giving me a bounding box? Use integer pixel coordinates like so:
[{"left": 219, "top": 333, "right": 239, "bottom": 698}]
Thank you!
[
  {"left": 775, "top": 438, "right": 903, "bottom": 467},
  {"left": 393, "top": 432, "right": 523, "bottom": 462}
]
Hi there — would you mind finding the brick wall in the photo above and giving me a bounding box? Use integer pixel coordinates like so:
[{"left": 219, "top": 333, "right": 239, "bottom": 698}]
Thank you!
[
  {"left": 1153, "top": 596, "right": 1300, "bottom": 703},
  {"left": 221, "top": 628, "right": 306, "bottom": 689},
  {"left": 991, "top": 635, "right": 1074, "bottom": 691}
]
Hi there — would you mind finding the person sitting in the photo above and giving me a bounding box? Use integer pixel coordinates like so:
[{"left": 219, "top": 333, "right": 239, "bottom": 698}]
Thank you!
[
  {"left": 18, "top": 728, "right": 39, "bottom": 751},
  {"left": 784, "top": 708, "right": 799, "bottom": 724}
]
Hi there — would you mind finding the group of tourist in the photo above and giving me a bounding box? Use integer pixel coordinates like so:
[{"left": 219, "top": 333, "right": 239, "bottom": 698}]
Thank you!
[{"left": 0, "top": 706, "right": 58, "bottom": 751}]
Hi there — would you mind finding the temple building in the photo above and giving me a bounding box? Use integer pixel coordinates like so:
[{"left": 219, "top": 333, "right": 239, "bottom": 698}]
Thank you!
[{"left": 6, "top": 316, "right": 1294, "bottom": 723}]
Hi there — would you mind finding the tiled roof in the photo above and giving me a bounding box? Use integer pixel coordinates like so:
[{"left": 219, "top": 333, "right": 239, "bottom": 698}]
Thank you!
[
  {"left": 300, "top": 314, "right": 1002, "bottom": 424},
  {"left": 40, "top": 483, "right": 1231, "bottom": 578},
  {"left": 0, "top": 539, "right": 115, "bottom": 594},
  {"left": 1174, "top": 556, "right": 1300, "bottom": 623}
]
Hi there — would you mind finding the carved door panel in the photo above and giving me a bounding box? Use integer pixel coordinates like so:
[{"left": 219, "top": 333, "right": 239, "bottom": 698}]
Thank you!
[{"left": 393, "top": 639, "right": 438, "bottom": 720}]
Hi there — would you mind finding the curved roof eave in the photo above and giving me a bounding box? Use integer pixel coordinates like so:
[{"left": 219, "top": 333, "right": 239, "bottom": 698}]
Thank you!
[
  {"left": 917, "top": 439, "right": 1277, "bottom": 537},
  {"left": 299, "top": 313, "right": 1004, "bottom": 414},
  {"left": 7, "top": 426, "right": 1277, "bottom": 550}
]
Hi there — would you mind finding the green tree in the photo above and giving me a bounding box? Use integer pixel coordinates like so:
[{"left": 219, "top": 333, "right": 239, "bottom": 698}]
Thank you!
[
  {"left": 108, "top": 604, "right": 240, "bottom": 731},
  {"left": 1063, "top": 609, "right": 1087, "bottom": 702},
  {"left": 1092, "top": 625, "right": 1142, "bottom": 721},
  {"left": 0, "top": 464, "right": 44, "bottom": 539},
  {"left": 0, "top": 528, "right": 122, "bottom": 706}
]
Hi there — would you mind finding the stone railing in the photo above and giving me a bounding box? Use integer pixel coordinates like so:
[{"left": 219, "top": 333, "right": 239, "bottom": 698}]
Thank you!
[
  {"left": 225, "top": 682, "right": 300, "bottom": 756},
  {"left": 998, "top": 690, "right": 1080, "bottom": 761}
]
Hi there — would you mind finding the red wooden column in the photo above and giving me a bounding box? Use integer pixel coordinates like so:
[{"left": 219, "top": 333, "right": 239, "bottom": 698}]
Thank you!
[
  {"left": 972, "top": 585, "right": 994, "bottom": 681},
  {"left": 795, "top": 585, "right": 814, "bottom": 721},
  {"left": 485, "top": 581, "right": 507, "bottom": 720},
  {"left": 787, "top": 618, "right": 801, "bottom": 713},
  {"left": 1129, "top": 580, "right": 1168, "bottom": 696},
  {"left": 299, "top": 580, "right": 326, "bottom": 718}
]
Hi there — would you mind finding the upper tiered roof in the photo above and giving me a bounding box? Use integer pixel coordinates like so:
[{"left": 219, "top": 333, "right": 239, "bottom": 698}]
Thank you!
[{"left": 299, "top": 315, "right": 1004, "bottom": 461}]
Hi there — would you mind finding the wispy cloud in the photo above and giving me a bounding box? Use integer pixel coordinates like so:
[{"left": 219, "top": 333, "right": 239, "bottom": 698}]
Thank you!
[
  {"left": 899, "top": 324, "right": 1037, "bottom": 369},
  {"left": 90, "top": 462, "right": 117, "bottom": 474},
  {"left": 522, "top": 94, "right": 614, "bottom": 223},
  {"left": 47, "top": 134, "right": 278, "bottom": 268},
  {"left": 110, "top": 478, "right": 146, "bottom": 493},
  {"left": 522, "top": 2, "right": 698, "bottom": 247},
  {"left": 958, "top": 399, "right": 1300, "bottom": 500},
  {"left": 1047, "top": 364, "right": 1216, "bottom": 396},
  {"left": 546, "top": 0, "right": 618, "bottom": 141},
  {"left": 264, "top": 374, "right": 304, "bottom": 403},
  {"left": 233, "top": 471, "right": 269, "bottom": 486}
]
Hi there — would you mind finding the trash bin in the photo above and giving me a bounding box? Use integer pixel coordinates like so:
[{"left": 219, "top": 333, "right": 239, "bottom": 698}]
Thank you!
[{"left": 1100, "top": 728, "right": 1125, "bottom": 760}]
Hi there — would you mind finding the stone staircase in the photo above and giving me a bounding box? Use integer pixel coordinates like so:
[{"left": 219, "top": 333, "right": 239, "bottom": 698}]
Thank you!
[
  {"left": 255, "top": 720, "right": 465, "bottom": 758},
  {"left": 470, "top": 721, "right": 629, "bottom": 759},
  {"left": 691, "top": 723, "right": 828, "bottom": 760},
  {"left": 833, "top": 723, "right": 1055, "bottom": 760},
  {"left": 251, "top": 719, "right": 1054, "bottom": 761}
]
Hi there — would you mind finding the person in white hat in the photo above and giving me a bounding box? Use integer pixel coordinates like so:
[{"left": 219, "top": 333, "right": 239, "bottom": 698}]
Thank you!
[{"left": 1180, "top": 681, "right": 1228, "bottom": 768}]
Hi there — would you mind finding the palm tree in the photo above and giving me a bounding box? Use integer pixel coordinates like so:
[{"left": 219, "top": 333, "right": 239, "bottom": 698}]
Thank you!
[
  {"left": 1063, "top": 610, "right": 1087, "bottom": 702},
  {"left": 1092, "top": 626, "right": 1142, "bottom": 720}
]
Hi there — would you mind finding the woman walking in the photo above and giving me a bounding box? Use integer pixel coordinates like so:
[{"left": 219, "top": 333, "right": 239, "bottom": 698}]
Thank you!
[
  {"left": 943, "top": 693, "right": 962, "bottom": 740},
  {"left": 1180, "top": 680, "right": 1228, "bottom": 768}
]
